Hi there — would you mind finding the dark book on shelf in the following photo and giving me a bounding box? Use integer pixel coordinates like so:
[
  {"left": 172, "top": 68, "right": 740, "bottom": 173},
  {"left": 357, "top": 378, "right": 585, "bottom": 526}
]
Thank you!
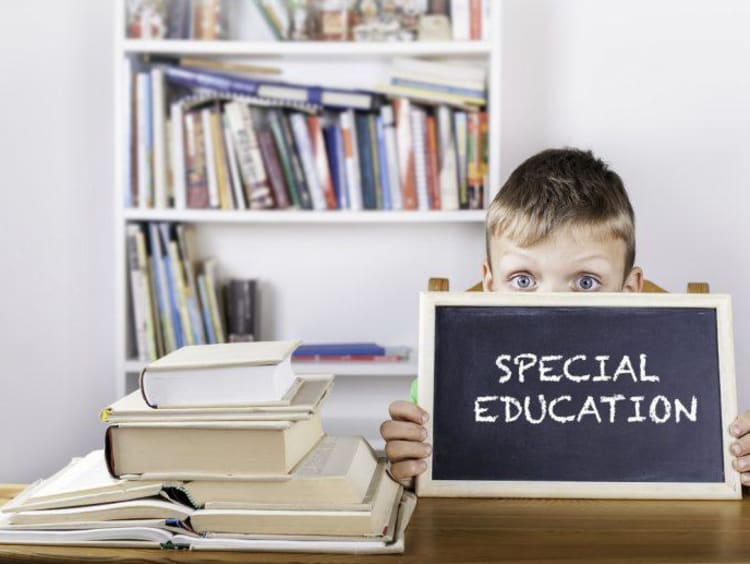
[
  {"left": 257, "top": 127, "right": 291, "bottom": 209},
  {"left": 224, "top": 278, "right": 258, "bottom": 342},
  {"left": 279, "top": 112, "right": 313, "bottom": 210},
  {"left": 354, "top": 113, "right": 377, "bottom": 210}
]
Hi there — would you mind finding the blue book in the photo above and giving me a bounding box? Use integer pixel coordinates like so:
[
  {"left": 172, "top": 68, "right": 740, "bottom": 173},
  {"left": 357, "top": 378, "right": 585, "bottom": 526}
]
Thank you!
[
  {"left": 158, "top": 223, "right": 185, "bottom": 349},
  {"left": 161, "top": 66, "right": 378, "bottom": 110},
  {"left": 332, "top": 125, "right": 350, "bottom": 209},
  {"left": 375, "top": 116, "right": 392, "bottom": 211},
  {"left": 354, "top": 113, "right": 377, "bottom": 210},
  {"left": 322, "top": 125, "right": 342, "bottom": 209},
  {"left": 293, "top": 343, "right": 386, "bottom": 356},
  {"left": 391, "top": 78, "right": 486, "bottom": 101},
  {"left": 147, "top": 223, "right": 175, "bottom": 352}
]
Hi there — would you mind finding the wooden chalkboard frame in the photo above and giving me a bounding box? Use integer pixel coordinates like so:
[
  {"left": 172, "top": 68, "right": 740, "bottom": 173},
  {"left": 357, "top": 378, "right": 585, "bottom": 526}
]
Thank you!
[{"left": 416, "top": 292, "right": 740, "bottom": 499}]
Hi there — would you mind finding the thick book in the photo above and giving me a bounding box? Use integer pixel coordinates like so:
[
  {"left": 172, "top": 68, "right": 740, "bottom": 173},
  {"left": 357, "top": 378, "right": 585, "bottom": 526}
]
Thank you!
[
  {"left": 224, "top": 278, "right": 258, "bottom": 342},
  {"left": 139, "top": 340, "right": 300, "bottom": 408},
  {"left": 161, "top": 65, "right": 379, "bottom": 111},
  {"left": 104, "top": 412, "right": 324, "bottom": 478},
  {"left": 256, "top": 126, "right": 291, "bottom": 209},
  {"left": 354, "top": 113, "right": 377, "bottom": 210},
  {"left": 293, "top": 343, "right": 387, "bottom": 356},
  {"left": 7, "top": 437, "right": 372, "bottom": 513}
]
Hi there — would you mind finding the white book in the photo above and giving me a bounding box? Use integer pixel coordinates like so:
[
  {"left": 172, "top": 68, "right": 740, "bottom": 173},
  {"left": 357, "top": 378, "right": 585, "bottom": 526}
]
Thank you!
[
  {"left": 482, "top": 0, "right": 491, "bottom": 40},
  {"left": 126, "top": 227, "right": 150, "bottom": 362},
  {"left": 151, "top": 68, "right": 168, "bottom": 209},
  {"left": 123, "top": 57, "right": 133, "bottom": 208},
  {"left": 380, "top": 105, "right": 403, "bottom": 211},
  {"left": 289, "top": 113, "right": 326, "bottom": 211},
  {"left": 222, "top": 114, "right": 247, "bottom": 210},
  {"left": 340, "top": 110, "right": 363, "bottom": 211},
  {"left": 136, "top": 72, "right": 152, "bottom": 208},
  {"left": 436, "top": 106, "right": 459, "bottom": 211},
  {"left": 391, "top": 57, "right": 486, "bottom": 87},
  {"left": 450, "top": 0, "right": 471, "bottom": 41},
  {"left": 170, "top": 101, "right": 187, "bottom": 209},
  {"left": 409, "top": 107, "right": 429, "bottom": 211},
  {"left": 201, "top": 108, "right": 220, "bottom": 208}
]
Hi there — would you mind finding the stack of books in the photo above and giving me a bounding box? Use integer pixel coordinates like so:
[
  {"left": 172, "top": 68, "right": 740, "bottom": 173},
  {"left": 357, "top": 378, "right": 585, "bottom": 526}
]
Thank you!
[
  {"left": 0, "top": 341, "right": 416, "bottom": 554},
  {"left": 126, "top": 60, "right": 488, "bottom": 212}
]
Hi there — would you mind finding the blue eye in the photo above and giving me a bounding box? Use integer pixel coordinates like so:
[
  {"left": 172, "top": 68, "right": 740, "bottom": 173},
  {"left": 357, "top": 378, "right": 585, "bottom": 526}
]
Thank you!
[
  {"left": 510, "top": 274, "right": 536, "bottom": 291},
  {"left": 576, "top": 275, "right": 601, "bottom": 291}
]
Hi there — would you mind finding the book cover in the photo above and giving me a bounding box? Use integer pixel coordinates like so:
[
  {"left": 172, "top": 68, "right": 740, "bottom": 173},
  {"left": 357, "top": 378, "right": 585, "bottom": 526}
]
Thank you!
[
  {"left": 126, "top": 226, "right": 153, "bottom": 362},
  {"left": 450, "top": 0, "right": 470, "bottom": 41},
  {"left": 308, "top": 116, "right": 337, "bottom": 209},
  {"left": 469, "top": 0, "right": 482, "bottom": 40},
  {"left": 354, "top": 113, "right": 377, "bottom": 210},
  {"left": 156, "top": 223, "right": 186, "bottom": 348},
  {"left": 197, "top": 274, "right": 218, "bottom": 344},
  {"left": 203, "top": 258, "right": 226, "bottom": 343},
  {"left": 289, "top": 113, "right": 326, "bottom": 210}
]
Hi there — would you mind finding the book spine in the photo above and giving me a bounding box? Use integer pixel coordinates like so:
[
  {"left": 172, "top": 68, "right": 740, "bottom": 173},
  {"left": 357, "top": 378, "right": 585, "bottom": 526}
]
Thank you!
[
  {"left": 170, "top": 101, "right": 187, "bottom": 209},
  {"left": 482, "top": 0, "right": 491, "bottom": 40},
  {"left": 477, "top": 110, "right": 488, "bottom": 210},
  {"left": 126, "top": 227, "right": 150, "bottom": 361},
  {"left": 375, "top": 116, "right": 391, "bottom": 211},
  {"left": 201, "top": 108, "right": 220, "bottom": 208},
  {"left": 196, "top": 273, "right": 218, "bottom": 344},
  {"left": 148, "top": 223, "right": 177, "bottom": 352},
  {"left": 141, "top": 225, "right": 164, "bottom": 358},
  {"left": 183, "top": 112, "right": 210, "bottom": 208},
  {"left": 368, "top": 115, "right": 384, "bottom": 209},
  {"left": 224, "top": 102, "right": 275, "bottom": 209},
  {"left": 292, "top": 354, "right": 406, "bottom": 362},
  {"left": 257, "top": 128, "right": 290, "bottom": 209},
  {"left": 450, "top": 0, "right": 471, "bottom": 41},
  {"left": 308, "top": 116, "right": 337, "bottom": 210},
  {"left": 380, "top": 105, "right": 402, "bottom": 211},
  {"left": 280, "top": 112, "right": 313, "bottom": 210},
  {"left": 289, "top": 113, "right": 326, "bottom": 211},
  {"left": 134, "top": 227, "right": 159, "bottom": 360},
  {"left": 322, "top": 125, "right": 344, "bottom": 209},
  {"left": 136, "top": 73, "right": 153, "bottom": 208},
  {"left": 470, "top": 0, "right": 482, "bottom": 40},
  {"left": 176, "top": 224, "right": 207, "bottom": 345},
  {"left": 354, "top": 113, "right": 376, "bottom": 210},
  {"left": 454, "top": 111, "right": 469, "bottom": 209},
  {"left": 123, "top": 58, "right": 134, "bottom": 208},
  {"left": 222, "top": 113, "right": 248, "bottom": 210},
  {"left": 437, "top": 105, "right": 459, "bottom": 211},
  {"left": 340, "top": 110, "right": 363, "bottom": 210},
  {"left": 208, "top": 109, "right": 234, "bottom": 210},
  {"left": 425, "top": 114, "right": 441, "bottom": 210},
  {"left": 268, "top": 110, "right": 300, "bottom": 208},
  {"left": 467, "top": 112, "right": 482, "bottom": 210},
  {"left": 394, "top": 99, "right": 417, "bottom": 210},
  {"left": 203, "top": 258, "right": 226, "bottom": 343},
  {"left": 224, "top": 279, "right": 258, "bottom": 341},
  {"left": 409, "top": 107, "right": 430, "bottom": 211},
  {"left": 151, "top": 68, "right": 168, "bottom": 209},
  {"left": 160, "top": 224, "right": 193, "bottom": 346}
]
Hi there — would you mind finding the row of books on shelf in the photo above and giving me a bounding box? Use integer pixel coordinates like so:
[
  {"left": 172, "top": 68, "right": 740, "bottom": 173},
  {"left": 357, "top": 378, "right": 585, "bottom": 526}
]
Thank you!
[
  {"left": 126, "top": 0, "right": 490, "bottom": 43},
  {"left": 125, "top": 57, "right": 489, "bottom": 212},
  {"left": 0, "top": 342, "right": 415, "bottom": 553},
  {"left": 127, "top": 222, "right": 258, "bottom": 362}
]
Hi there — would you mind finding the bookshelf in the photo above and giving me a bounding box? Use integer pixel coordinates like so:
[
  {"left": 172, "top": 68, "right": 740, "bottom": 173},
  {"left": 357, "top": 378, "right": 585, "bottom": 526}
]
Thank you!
[{"left": 114, "top": 1, "right": 502, "bottom": 449}]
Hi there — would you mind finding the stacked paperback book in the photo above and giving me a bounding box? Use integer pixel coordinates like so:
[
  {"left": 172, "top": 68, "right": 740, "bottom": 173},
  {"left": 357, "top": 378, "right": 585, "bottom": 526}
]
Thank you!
[{"left": 0, "top": 341, "right": 415, "bottom": 554}]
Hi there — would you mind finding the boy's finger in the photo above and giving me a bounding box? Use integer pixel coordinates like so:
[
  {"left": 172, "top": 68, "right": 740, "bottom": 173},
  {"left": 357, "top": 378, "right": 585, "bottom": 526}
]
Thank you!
[
  {"left": 729, "top": 433, "right": 750, "bottom": 457},
  {"left": 389, "top": 459, "right": 428, "bottom": 482},
  {"left": 729, "top": 411, "right": 750, "bottom": 438},
  {"left": 732, "top": 455, "right": 750, "bottom": 473},
  {"left": 384, "top": 440, "right": 432, "bottom": 463},
  {"left": 388, "top": 400, "right": 429, "bottom": 424},
  {"left": 379, "top": 420, "right": 427, "bottom": 442}
]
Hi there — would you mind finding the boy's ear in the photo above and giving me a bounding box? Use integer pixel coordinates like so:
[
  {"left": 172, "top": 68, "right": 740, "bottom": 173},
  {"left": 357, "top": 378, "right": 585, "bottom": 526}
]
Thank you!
[
  {"left": 482, "top": 260, "right": 494, "bottom": 292},
  {"left": 622, "top": 266, "right": 644, "bottom": 293}
]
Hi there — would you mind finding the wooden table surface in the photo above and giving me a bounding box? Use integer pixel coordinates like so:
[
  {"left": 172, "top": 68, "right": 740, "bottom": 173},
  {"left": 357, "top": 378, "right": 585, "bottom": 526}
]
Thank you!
[{"left": 2, "top": 484, "right": 750, "bottom": 563}]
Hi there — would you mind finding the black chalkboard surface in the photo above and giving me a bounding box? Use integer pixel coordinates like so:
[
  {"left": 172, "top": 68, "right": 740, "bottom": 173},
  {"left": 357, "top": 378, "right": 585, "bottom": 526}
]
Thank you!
[{"left": 416, "top": 292, "right": 739, "bottom": 499}]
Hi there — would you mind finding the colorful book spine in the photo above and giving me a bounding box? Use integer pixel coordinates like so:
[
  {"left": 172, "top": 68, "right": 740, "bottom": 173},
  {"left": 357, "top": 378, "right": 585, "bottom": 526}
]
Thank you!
[
  {"left": 394, "top": 99, "right": 417, "bottom": 210},
  {"left": 409, "top": 106, "right": 430, "bottom": 210},
  {"left": 160, "top": 223, "right": 193, "bottom": 347},
  {"left": 354, "top": 113, "right": 377, "bottom": 210},
  {"left": 454, "top": 111, "right": 469, "bottom": 209},
  {"left": 126, "top": 225, "right": 156, "bottom": 361},
  {"left": 208, "top": 109, "right": 234, "bottom": 210},
  {"left": 289, "top": 112, "right": 326, "bottom": 210},
  {"left": 183, "top": 111, "right": 210, "bottom": 208},
  {"left": 425, "top": 114, "right": 441, "bottom": 210},
  {"left": 467, "top": 112, "right": 483, "bottom": 210},
  {"left": 280, "top": 112, "right": 313, "bottom": 210},
  {"left": 375, "top": 116, "right": 392, "bottom": 211},
  {"left": 148, "top": 223, "right": 177, "bottom": 352},
  {"left": 222, "top": 113, "right": 247, "bottom": 210},
  {"left": 308, "top": 116, "right": 337, "bottom": 210},
  {"left": 368, "top": 115, "right": 384, "bottom": 210},
  {"left": 267, "top": 109, "right": 300, "bottom": 208},
  {"left": 339, "top": 110, "right": 363, "bottom": 211},
  {"left": 257, "top": 127, "right": 290, "bottom": 209},
  {"left": 136, "top": 72, "right": 153, "bottom": 208}
]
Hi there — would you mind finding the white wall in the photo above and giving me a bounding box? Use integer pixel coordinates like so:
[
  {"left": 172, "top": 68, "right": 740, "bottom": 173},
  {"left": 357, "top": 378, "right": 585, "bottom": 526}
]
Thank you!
[
  {"left": 501, "top": 0, "right": 750, "bottom": 408},
  {"left": 0, "top": 0, "right": 115, "bottom": 482},
  {"left": 1, "top": 0, "right": 749, "bottom": 482}
]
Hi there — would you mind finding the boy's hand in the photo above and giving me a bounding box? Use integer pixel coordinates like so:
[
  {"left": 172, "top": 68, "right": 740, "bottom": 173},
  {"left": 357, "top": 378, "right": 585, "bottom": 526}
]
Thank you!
[
  {"left": 729, "top": 411, "right": 750, "bottom": 486},
  {"left": 380, "top": 400, "right": 432, "bottom": 488}
]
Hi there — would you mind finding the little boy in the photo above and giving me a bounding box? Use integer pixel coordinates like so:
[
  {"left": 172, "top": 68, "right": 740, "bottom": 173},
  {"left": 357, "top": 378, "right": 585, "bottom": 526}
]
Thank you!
[{"left": 380, "top": 147, "right": 750, "bottom": 488}]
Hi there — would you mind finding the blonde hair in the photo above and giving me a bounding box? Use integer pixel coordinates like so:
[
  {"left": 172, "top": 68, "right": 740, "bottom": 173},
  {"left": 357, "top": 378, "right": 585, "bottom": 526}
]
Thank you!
[{"left": 486, "top": 148, "right": 636, "bottom": 276}]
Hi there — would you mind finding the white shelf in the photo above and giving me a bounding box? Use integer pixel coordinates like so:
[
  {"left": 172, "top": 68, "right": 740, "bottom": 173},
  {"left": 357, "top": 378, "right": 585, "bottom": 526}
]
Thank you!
[
  {"left": 124, "top": 39, "right": 492, "bottom": 58},
  {"left": 122, "top": 208, "right": 486, "bottom": 224},
  {"left": 125, "top": 359, "right": 417, "bottom": 378}
]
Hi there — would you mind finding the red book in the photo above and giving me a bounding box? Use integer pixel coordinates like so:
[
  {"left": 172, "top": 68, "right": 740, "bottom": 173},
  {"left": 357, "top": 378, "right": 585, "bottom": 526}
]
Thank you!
[
  {"left": 307, "top": 116, "right": 337, "bottom": 209},
  {"left": 425, "top": 115, "right": 441, "bottom": 210},
  {"left": 393, "top": 98, "right": 417, "bottom": 210},
  {"left": 469, "top": 0, "right": 482, "bottom": 40},
  {"left": 257, "top": 129, "right": 290, "bottom": 209}
]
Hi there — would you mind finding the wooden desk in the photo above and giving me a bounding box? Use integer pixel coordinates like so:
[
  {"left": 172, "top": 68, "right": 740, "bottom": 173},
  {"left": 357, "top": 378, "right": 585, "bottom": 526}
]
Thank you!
[{"left": 2, "top": 484, "right": 750, "bottom": 563}]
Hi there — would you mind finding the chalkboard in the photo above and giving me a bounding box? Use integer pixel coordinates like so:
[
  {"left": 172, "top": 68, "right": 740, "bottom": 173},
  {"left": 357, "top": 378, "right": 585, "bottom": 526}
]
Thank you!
[{"left": 416, "top": 292, "right": 739, "bottom": 499}]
